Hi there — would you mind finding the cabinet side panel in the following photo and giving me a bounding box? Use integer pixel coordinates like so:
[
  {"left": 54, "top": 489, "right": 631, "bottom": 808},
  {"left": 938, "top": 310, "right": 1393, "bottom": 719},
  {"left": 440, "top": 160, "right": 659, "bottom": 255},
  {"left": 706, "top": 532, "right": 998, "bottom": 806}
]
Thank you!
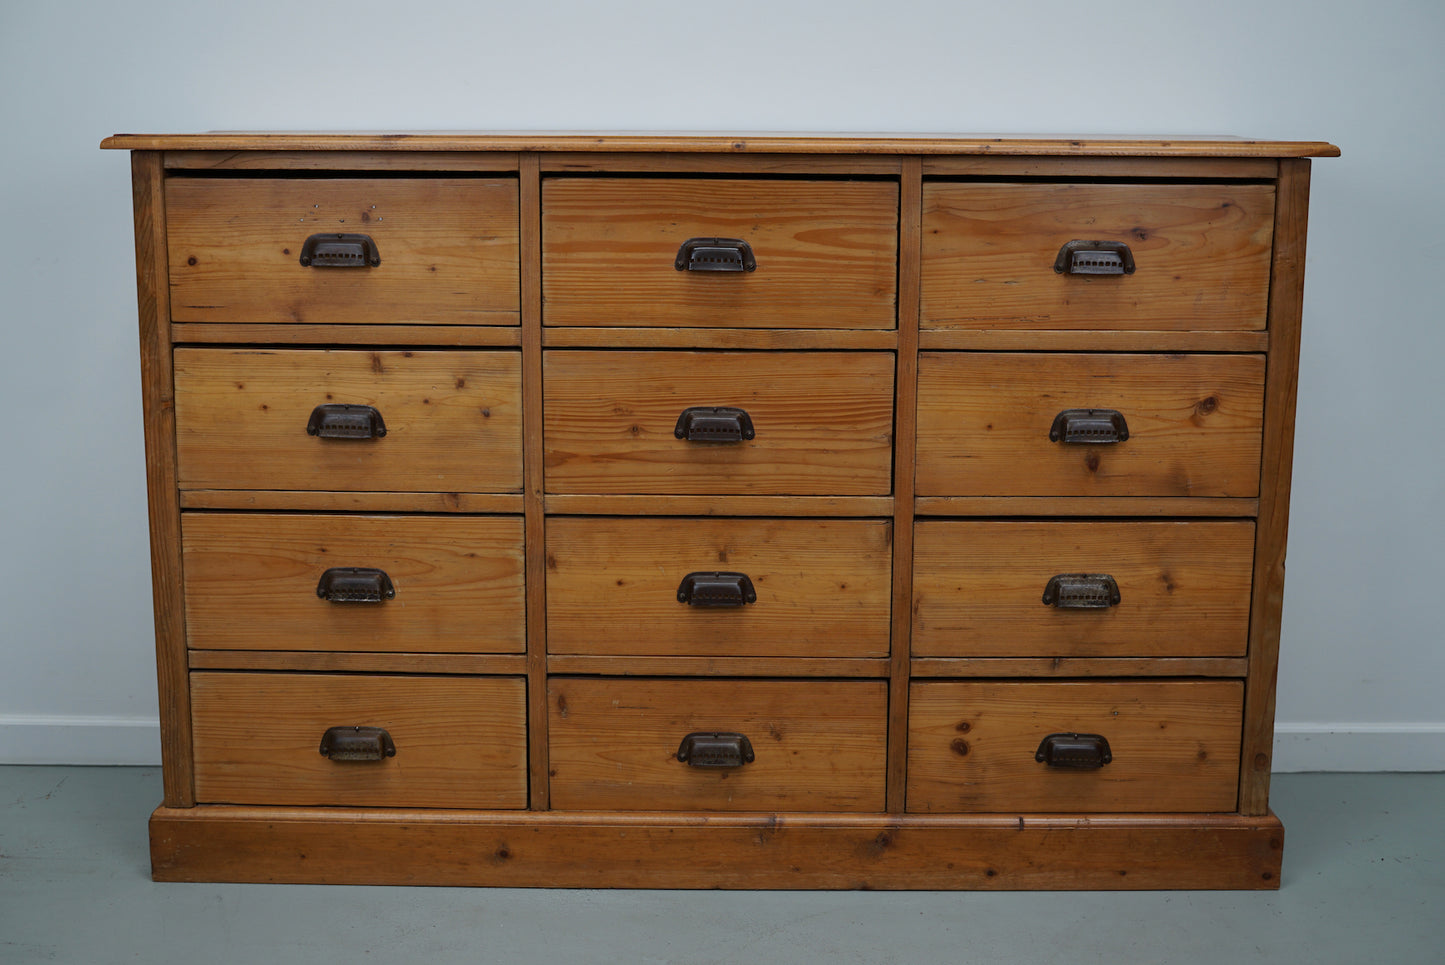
[
  {"left": 131, "top": 151, "right": 193, "bottom": 806},
  {"left": 1240, "top": 159, "right": 1311, "bottom": 814},
  {"left": 520, "top": 153, "right": 549, "bottom": 809}
]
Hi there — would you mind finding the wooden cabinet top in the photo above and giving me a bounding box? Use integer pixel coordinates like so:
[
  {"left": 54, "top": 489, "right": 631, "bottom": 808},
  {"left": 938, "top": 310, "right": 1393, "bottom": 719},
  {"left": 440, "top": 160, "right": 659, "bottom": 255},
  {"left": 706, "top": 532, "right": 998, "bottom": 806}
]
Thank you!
[{"left": 101, "top": 132, "right": 1340, "bottom": 157}]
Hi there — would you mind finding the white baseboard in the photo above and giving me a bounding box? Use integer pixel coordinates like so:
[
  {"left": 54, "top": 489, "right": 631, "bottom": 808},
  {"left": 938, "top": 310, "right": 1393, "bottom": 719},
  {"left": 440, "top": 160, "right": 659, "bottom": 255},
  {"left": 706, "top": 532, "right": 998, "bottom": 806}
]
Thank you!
[
  {"left": 1, "top": 715, "right": 1441, "bottom": 771},
  {"left": 0, "top": 715, "right": 161, "bottom": 765},
  {"left": 1271, "top": 723, "right": 1445, "bottom": 772}
]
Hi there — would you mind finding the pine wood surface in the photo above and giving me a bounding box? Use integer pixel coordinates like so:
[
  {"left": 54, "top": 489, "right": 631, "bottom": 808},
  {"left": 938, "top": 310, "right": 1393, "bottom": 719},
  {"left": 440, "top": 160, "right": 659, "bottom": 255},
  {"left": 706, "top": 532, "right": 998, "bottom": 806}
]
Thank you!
[
  {"left": 915, "top": 352, "right": 1266, "bottom": 498},
  {"left": 173, "top": 348, "right": 522, "bottom": 492},
  {"left": 1240, "top": 159, "right": 1312, "bottom": 814},
  {"left": 163, "top": 150, "right": 521, "bottom": 171},
  {"left": 171, "top": 323, "right": 522, "bottom": 345},
  {"left": 148, "top": 807, "right": 1285, "bottom": 889},
  {"left": 102, "top": 131, "right": 1340, "bottom": 158},
  {"left": 540, "top": 327, "right": 897, "bottom": 350},
  {"left": 165, "top": 178, "right": 519, "bottom": 325},
  {"left": 189, "top": 673, "right": 528, "bottom": 808},
  {"left": 545, "top": 517, "right": 891, "bottom": 657},
  {"left": 909, "top": 657, "right": 1249, "bottom": 678},
  {"left": 912, "top": 520, "right": 1255, "bottom": 657},
  {"left": 922, "top": 182, "right": 1275, "bottom": 331},
  {"left": 907, "top": 680, "right": 1243, "bottom": 813},
  {"left": 177, "top": 490, "right": 524, "bottom": 513},
  {"left": 917, "top": 329, "right": 1268, "bottom": 353},
  {"left": 914, "top": 496, "right": 1258, "bottom": 517},
  {"left": 542, "top": 178, "right": 897, "bottom": 329},
  {"left": 543, "top": 495, "right": 895, "bottom": 516},
  {"left": 188, "top": 651, "right": 528, "bottom": 674},
  {"left": 547, "top": 678, "right": 888, "bottom": 811},
  {"left": 544, "top": 656, "right": 891, "bottom": 677},
  {"left": 181, "top": 513, "right": 525, "bottom": 653},
  {"left": 132, "top": 152, "right": 194, "bottom": 807},
  {"left": 921, "top": 156, "right": 1279, "bottom": 178},
  {"left": 542, "top": 350, "right": 894, "bottom": 495}
]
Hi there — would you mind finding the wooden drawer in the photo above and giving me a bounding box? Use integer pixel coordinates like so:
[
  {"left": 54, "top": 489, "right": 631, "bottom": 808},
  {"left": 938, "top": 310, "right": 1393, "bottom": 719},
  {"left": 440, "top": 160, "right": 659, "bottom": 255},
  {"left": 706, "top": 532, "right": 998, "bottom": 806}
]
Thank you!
[
  {"left": 190, "top": 672, "right": 528, "bottom": 808},
  {"left": 541, "top": 178, "right": 898, "bottom": 329},
  {"left": 916, "top": 353, "right": 1264, "bottom": 498},
  {"left": 907, "top": 680, "right": 1243, "bottom": 813},
  {"left": 546, "top": 517, "right": 891, "bottom": 657},
  {"left": 921, "top": 181, "right": 1275, "bottom": 331},
  {"left": 182, "top": 513, "right": 525, "bottom": 653},
  {"left": 913, "top": 520, "right": 1255, "bottom": 658},
  {"left": 174, "top": 348, "right": 522, "bottom": 492},
  {"left": 166, "top": 177, "right": 519, "bottom": 325},
  {"left": 543, "top": 350, "right": 894, "bottom": 495},
  {"left": 548, "top": 678, "right": 888, "bottom": 811}
]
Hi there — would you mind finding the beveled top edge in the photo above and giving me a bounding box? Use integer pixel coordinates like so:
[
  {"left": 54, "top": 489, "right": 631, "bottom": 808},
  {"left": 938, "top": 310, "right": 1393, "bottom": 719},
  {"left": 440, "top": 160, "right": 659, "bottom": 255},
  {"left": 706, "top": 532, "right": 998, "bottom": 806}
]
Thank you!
[{"left": 99, "top": 131, "right": 1341, "bottom": 158}]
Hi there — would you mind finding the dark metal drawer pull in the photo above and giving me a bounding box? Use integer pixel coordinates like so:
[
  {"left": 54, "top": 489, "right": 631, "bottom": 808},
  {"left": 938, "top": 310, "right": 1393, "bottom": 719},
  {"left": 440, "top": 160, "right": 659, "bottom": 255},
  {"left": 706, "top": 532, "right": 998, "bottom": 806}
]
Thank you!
[
  {"left": 674, "top": 237, "right": 756, "bottom": 273},
  {"left": 299, "top": 233, "right": 381, "bottom": 268},
  {"left": 676, "top": 732, "right": 755, "bottom": 768},
  {"left": 306, "top": 403, "right": 387, "bottom": 440},
  {"left": 1049, "top": 408, "right": 1129, "bottom": 444},
  {"left": 1053, "top": 240, "right": 1134, "bottom": 276},
  {"left": 677, "top": 571, "right": 757, "bottom": 608},
  {"left": 319, "top": 726, "right": 396, "bottom": 761},
  {"left": 1035, "top": 733, "right": 1112, "bottom": 769},
  {"left": 674, "top": 406, "right": 755, "bottom": 442},
  {"left": 1042, "top": 574, "right": 1121, "bottom": 609},
  {"left": 316, "top": 567, "right": 396, "bottom": 604}
]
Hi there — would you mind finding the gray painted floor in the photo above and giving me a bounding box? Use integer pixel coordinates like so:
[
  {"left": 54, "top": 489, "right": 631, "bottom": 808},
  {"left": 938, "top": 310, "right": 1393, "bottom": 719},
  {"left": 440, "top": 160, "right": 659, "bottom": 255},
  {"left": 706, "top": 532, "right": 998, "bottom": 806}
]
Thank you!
[{"left": 1, "top": 767, "right": 1441, "bottom": 964}]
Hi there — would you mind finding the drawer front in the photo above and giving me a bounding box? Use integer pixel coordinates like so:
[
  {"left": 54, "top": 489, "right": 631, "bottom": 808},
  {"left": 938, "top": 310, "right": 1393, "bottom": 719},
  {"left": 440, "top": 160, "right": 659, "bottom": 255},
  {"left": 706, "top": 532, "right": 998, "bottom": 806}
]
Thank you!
[
  {"left": 907, "top": 680, "right": 1243, "bottom": 813},
  {"left": 547, "top": 517, "right": 891, "bottom": 657},
  {"left": 921, "top": 182, "right": 1275, "bottom": 331},
  {"left": 913, "top": 520, "right": 1255, "bottom": 658},
  {"left": 542, "top": 178, "right": 898, "bottom": 329},
  {"left": 183, "top": 513, "right": 525, "bottom": 653},
  {"left": 191, "top": 673, "right": 528, "bottom": 808},
  {"left": 916, "top": 353, "right": 1264, "bottom": 498},
  {"left": 548, "top": 678, "right": 888, "bottom": 811},
  {"left": 543, "top": 351, "right": 894, "bottom": 495},
  {"left": 174, "top": 348, "right": 522, "bottom": 492},
  {"left": 166, "top": 177, "right": 520, "bottom": 324}
]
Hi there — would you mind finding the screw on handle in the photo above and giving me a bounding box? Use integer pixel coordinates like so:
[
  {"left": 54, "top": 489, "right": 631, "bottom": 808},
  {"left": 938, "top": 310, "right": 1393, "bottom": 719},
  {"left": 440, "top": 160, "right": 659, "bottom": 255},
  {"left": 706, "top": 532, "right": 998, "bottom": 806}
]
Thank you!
[
  {"left": 1035, "top": 733, "right": 1112, "bottom": 769},
  {"left": 674, "top": 406, "right": 755, "bottom": 443},
  {"left": 316, "top": 567, "right": 396, "bottom": 604},
  {"left": 307, "top": 404, "right": 387, "bottom": 440},
  {"left": 1053, "top": 240, "right": 1134, "bottom": 276},
  {"left": 676, "top": 572, "right": 758, "bottom": 608},
  {"left": 676, "top": 732, "right": 755, "bottom": 768},
  {"left": 319, "top": 726, "right": 397, "bottom": 761},
  {"left": 1042, "top": 574, "right": 1121, "bottom": 609},
  {"left": 1048, "top": 409, "right": 1128, "bottom": 444}
]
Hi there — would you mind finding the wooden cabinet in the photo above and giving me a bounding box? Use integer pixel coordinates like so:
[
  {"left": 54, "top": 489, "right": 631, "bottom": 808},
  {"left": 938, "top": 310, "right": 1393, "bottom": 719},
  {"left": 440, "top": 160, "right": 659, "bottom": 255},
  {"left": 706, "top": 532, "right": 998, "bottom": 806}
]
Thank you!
[{"left": 105, "top": 131, "right": 1337, "bottom": 889}]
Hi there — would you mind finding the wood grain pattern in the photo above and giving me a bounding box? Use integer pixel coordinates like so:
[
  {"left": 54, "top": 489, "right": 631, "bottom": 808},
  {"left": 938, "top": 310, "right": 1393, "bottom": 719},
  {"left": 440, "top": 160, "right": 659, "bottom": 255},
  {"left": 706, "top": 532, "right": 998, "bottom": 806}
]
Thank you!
[
  {"left": 542, "top": 178, "right": 897, "bottom": 328},
  {"left": 178, "top": 490, "right": 524, "bottom": 513},
  {"left": 188, "top": 651, "right": 527, "bottom": 674},
  {"left": 190, "top": 673, "right": 528, "bottom": 808},
  {"left": 182, "top": 513, "right": 525, "bottom": 653},
  {"left": 543, "top": 351, "right": 894, "bottom": 495},
  {"left": 541, "top": 327, "right": 897, "bottom": 350},
  {"left": 131, "top": 152, "right": 194, "bottom": 807},
  {"left": 174, "top": 348, "right": 522, "bottom": 492},
  {"left": 907, "top": 680, "right": 1243, "bottom": 813},
  {"left": 888, "top": 156, "right": 924, "bottom": 811},
  {"left": 171, "top": 323, "right": 521, "bottom": 346},
  {"left": 918, "top": 330, "right": 1268, "bottom": 353},
  {"left": 910, "top": 657, "right": 1249, "bottom": 678},
  {"left": 103, "top": 131, "right": 1340, "bottom": 158},
  {"left": 149, "top": 807, "right": 1285, "bottom": 889},
  {"left": 921, "top": 183, "right": 1275, "bottom": 331},
  {"left": 916, "top": 353, "right": 1265, "bottom": 498},
  {"left": 545, "top": 656, "right": 891, "bottom": 677},
  {"left": 166, "top": 177, "right": 519, "bottom": 324},
  {"left": 543, "top": 153, "right": 902, "bottom": 174},
  {"left": 520, "top": 153, "right": 550, "bottom": 809},
  {"left": 547, "top": 678, "right": 888, "bottom": 811},
  {"left": 1240, "top": 159, "right": 1312, "bottom": 814},
  {"left": 921, "top": 156, "right": 1278, "bottom": 178},
  {"left": 164, "top": 150, "right": 520, "bottom": 171},
  {"left": 912, "top": 520, "right": 1255, "bottom": 657},
  {"left": 546, "top": 517, "right": 891, "bottom": 657},
  {"left": 915, "top": 496, "right": 1258, "bottom": 517},
  {"left": 544, "top": 495, "right": 893, "bottom": 516}
]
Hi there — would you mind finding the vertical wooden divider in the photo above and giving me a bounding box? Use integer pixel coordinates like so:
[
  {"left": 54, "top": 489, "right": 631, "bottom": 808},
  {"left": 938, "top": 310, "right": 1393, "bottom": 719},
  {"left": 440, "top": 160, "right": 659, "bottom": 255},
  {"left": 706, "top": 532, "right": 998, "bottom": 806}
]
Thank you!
[
  {"left": 886, "top": 158, "right": 923, "bottom": 812},
  {"left": 132, "top": 151, "right": 194, "bottom": 807},
  {"left": 1239, "top": 159, "right": 1312, "bottom": 814},
  {"left": 520, "top": 154, "right": 550, "bottom": 809}
]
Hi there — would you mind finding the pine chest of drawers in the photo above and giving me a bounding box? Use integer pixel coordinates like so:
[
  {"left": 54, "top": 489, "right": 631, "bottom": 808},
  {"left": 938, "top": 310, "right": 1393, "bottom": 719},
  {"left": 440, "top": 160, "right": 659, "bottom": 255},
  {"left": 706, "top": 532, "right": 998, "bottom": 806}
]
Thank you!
[{"left": 104, "top": 132, "right": 1337, "bottom": 889}]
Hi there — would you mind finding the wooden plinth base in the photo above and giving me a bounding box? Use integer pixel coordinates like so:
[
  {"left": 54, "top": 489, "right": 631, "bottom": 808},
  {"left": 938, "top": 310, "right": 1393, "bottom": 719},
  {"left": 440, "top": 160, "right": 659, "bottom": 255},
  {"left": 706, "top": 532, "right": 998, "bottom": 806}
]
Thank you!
[{"left": 150, "top": 806, "right": 1283, "bottom": 890}]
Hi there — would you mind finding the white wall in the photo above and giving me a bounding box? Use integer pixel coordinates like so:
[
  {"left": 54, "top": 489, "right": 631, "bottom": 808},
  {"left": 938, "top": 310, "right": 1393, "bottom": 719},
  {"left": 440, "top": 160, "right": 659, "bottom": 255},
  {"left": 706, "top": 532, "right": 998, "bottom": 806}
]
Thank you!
[{"left": 1, "top": 0, "right": 1441, "bottom": 770}]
